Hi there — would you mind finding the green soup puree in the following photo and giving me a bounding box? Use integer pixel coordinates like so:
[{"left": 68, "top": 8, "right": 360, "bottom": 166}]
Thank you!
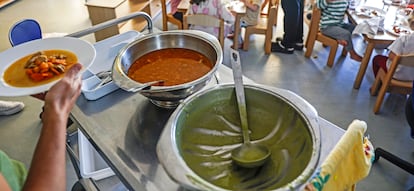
[{"left": 177, "top": 87, "right": 313, "bottom": 190}]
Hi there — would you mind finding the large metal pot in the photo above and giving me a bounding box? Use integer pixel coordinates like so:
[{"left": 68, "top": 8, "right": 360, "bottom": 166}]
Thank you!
[
  {"left": 112, "top": 30, "right": 222, "bottom": 108},
  {"left": 157, "top": 84, "right": 321, "bottom": 190}
]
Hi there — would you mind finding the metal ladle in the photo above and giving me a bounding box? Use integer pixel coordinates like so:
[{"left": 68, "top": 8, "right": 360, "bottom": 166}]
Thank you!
[{"left": 230, "top": 50, "right": 270, "bottom": 168}]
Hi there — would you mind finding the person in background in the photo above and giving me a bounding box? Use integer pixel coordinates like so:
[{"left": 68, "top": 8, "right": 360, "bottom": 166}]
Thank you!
[
  {"left": 227, "top": 0, "right": 261, "bottom": 48},
  {"left": 271, "top": 0, "right": 304, "bottom": 54},
  {"left": 313, "top": 0, "right": 363, "bottom": 61},
  {"left": 170, "top": 0, "right": 184, "bottom": 25},
  {"left": 371, "top": 33, "right": 414, "bottom": 81},
  {"left": 0, "top": 63, "right": 82, "bottom": 191},
  {"left": 188, "top": 0, "right": 235, "bottom": 40}
]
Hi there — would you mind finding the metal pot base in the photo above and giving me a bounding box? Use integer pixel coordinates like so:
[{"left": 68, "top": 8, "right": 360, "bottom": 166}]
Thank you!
[{"left": 149, "top": 99, "right": 181, "bottom": 109}]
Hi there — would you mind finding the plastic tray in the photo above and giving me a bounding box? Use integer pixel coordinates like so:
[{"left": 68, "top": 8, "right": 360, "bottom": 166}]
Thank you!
[
  {"left": 78, "top": 129, "right": 115, "bottom": 180},
  {"left": 81, "top": 31, "right": 141, "bottom": 100}
]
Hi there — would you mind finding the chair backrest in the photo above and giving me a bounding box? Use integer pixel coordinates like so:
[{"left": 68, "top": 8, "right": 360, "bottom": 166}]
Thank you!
[
  {"left": 384, "top": 54, "right": 414, "bottom": 81},
  {"left": 385, "top": 54, "right": 414, "bottom": 88},
  {"left": 308, "top": 4, "right": 322, "bottom": 36},
  {"left": 371, "top": 54, "right": 414, "bottom": 113},
  {"left": 392, "top": 54, "right": 414, "bottom": 68},
  {"left": 9, "top": 19, "right": 42, "bottom": 47},
  {"left": 161, "top": 0, "right": 183, "bottom": 31},
  {"left": 183, "top": 14, "right": 225, "bottom": 48}
]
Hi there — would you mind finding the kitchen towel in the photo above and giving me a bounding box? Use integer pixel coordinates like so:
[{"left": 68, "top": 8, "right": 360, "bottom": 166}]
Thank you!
[{"left": 304, "top": 119, "right": 374, "bottom": 191}]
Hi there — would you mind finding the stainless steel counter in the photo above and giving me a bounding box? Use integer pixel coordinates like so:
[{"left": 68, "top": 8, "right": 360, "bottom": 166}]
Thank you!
[{"left": 70, "top": 32, "right": 345, "bottom": 191}]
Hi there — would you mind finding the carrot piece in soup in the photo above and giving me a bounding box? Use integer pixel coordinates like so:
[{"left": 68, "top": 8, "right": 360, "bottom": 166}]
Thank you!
[{"left": 30, "top": 73, "right": 44, "bottom": 81}]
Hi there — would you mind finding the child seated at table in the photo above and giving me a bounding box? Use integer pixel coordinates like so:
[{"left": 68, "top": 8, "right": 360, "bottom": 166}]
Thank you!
[
  {"left": 170, "top": 0, "right": 184, "bottom": 23},
  {"left": 188, "top": 0, "right": 235, "bottom": 40},
  {"left": 317, "top": 0, "right": 363, "bottom": 61},
  {"left": 371, "top": 33, "right": 414, "bottom": 81},
  {"left": 228, "top": 0, "right": 262, "bottom": 48}
]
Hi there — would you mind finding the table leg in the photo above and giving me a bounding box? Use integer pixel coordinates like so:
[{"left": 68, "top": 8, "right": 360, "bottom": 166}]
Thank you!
[
  {"left": 353, "top": 42, "right": 375, "bottom": 89},
  {"left": 233, "top": 14, "right": 242, "bottom": 50}
]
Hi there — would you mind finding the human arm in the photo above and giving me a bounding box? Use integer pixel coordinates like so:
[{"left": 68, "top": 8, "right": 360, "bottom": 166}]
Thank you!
[
  {"left": 22, "top": 63, "right": 82, "bottom": 191},
  {"left": 0, "top": 174, "right": 12, "bottom": 191},
  {"left": 240, "top": 0, "right": 259, "bottom": 11},
  {"left": 316, "top": 0, "right": 327, "bottom": 9}
]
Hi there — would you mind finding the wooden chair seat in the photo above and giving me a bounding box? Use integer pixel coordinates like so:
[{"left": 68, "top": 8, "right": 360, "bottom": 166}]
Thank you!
[
  {"left": 304, "top": 4, "right": 347, "bottom": 67},
  {"left": 370, "top": 54, "right": 414, "bottom": 114},
  {"left": 243, "top": 3, "right": 278, "bottom": 54}
]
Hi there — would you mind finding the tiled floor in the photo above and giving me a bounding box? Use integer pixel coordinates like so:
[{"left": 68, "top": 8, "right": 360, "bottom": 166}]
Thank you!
[{"left": 0, "top": 0, "right": 413, "bottom": 190}]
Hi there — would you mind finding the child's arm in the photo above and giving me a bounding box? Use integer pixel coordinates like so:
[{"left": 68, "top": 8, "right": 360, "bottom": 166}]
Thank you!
[{"left": 240, "top": 0, "right": 260, "bottom": 11}]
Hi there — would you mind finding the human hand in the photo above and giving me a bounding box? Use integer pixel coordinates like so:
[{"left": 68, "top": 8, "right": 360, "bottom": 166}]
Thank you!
[{"left": 40, "top": 63, "right": 82, "bottom": 122}]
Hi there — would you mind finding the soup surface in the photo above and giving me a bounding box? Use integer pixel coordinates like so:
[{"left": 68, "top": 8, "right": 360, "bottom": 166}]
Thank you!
[
  {"left": 127, "top": 48, "right": 213, "bottom": 86},
  {"left": 178, "top": 88, "right": 313, "bottom": 190},
  {"left": 4, "top": 50, "right": 78, "bottom": 87}
]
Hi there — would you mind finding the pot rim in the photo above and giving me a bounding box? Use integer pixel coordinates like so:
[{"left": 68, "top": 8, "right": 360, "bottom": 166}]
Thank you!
[
  {"left": 112, "top": 30, "right": 223, "bottom": 93},
  {"left": 157, "top": 83, "right": 321, "bottom": 191}
]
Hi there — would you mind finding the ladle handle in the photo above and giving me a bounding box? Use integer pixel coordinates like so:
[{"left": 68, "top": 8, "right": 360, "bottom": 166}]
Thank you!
[
  {"left": 127, "top": 80, "right": 164, "bottom": 92},
  {"left": 230, "top": 49, "right": 250, "bottom": 144}
]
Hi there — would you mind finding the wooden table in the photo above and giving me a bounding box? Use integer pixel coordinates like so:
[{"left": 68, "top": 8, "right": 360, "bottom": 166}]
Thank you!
[
  {"left": 347, "top": 0, "right": 411, "bottom": 89},
  {"left": 177, "top": 0, "right": 246, "bottom": 49}
]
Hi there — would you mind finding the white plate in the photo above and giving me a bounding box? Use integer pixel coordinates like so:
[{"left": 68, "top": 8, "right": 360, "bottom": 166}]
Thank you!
[
  {"left": 0, "top": 37, "right": 96, "bottom": 96},
  {"left": 355, "top": 6, "right": 386, "bottom": 18},
  {"left": 386, "top": 25, "right": 412, "bottom": 36}
]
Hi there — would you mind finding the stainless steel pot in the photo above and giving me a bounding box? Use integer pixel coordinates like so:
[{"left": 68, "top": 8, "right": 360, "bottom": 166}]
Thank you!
[
  {"left": 112, "top": 30, "right": 223, "bottom": 108},
  {"left": 157, "top": 84, "right": 321, "bottom": 190}
]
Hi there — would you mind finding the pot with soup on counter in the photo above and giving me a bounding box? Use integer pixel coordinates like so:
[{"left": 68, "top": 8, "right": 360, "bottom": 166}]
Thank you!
[
  {"left": 157, "top": 84, "right": 321, "bottom": 190},
  {"left": 112, "top": 30, "right": 223, "bottom": 109}
]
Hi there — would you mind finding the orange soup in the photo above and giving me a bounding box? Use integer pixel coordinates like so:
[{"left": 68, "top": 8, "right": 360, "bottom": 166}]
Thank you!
[
  {"left": 127, "top": 48, "right": 213, "bottom": 86},
  {"left": 4, "top": 50, "right": 78, "bottom": 87}
]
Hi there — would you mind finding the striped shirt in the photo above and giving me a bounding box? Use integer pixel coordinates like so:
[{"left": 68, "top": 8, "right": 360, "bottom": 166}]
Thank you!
[{"left": 316, "top": 0, "right": 348, "bottom": 29}]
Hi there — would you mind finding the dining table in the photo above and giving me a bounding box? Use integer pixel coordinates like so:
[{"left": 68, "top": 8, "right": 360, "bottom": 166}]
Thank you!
[
  {"left": 177, "top": 0, "right": 246, "bottom": 49},
  {"left": 347, "top": 0, "right": 413, "bottom": 89},
  {"left": 67, "top": 30, "right": 348, "bottom": 190}
]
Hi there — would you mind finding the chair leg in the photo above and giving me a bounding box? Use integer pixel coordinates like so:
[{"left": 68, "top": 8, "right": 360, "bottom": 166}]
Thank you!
[
  {"left": 373, "top": 79, "right": 388, "bottom": 114},
  {"left": 370, "top": 74, "right": 382, "bottom": 96},
  {"left": 374, "top": 148, "right": 414, "bottom": 175},
  {"left": 243, "top": 30, "right": 250, "bottom": 51},
  {"left": 327, "top": 45, "right": 338, "bottom": 67},
  {"left": 264, "top": 30, "right": 273, "bottom": 55},
  {"left": 304, "top": 37, "right": 316, "bottom": 58}
]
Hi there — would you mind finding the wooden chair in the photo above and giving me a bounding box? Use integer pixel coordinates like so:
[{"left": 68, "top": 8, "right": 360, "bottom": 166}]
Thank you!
[
  {"left": 183, "top": 14, "right": 225, "bottom": 48},
  {"left": 304, "top": 5, "right": 347, "bottom": 67},
  {"left": 161, "top": 0, "right": 183, "bottom": 31},
  {"left": 260, "top": 0, "right": 279, "bottom": 26},
  {"left": 370, "top": 54, "right": 414, "bottom": 114},
  {"left": 242, "top": 4, "right": 278, "bottom": 54}
]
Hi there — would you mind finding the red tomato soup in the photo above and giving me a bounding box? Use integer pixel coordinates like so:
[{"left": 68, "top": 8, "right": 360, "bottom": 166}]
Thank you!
[{"left": 127, "top": 48, "right": 213, "bottom": 86}]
